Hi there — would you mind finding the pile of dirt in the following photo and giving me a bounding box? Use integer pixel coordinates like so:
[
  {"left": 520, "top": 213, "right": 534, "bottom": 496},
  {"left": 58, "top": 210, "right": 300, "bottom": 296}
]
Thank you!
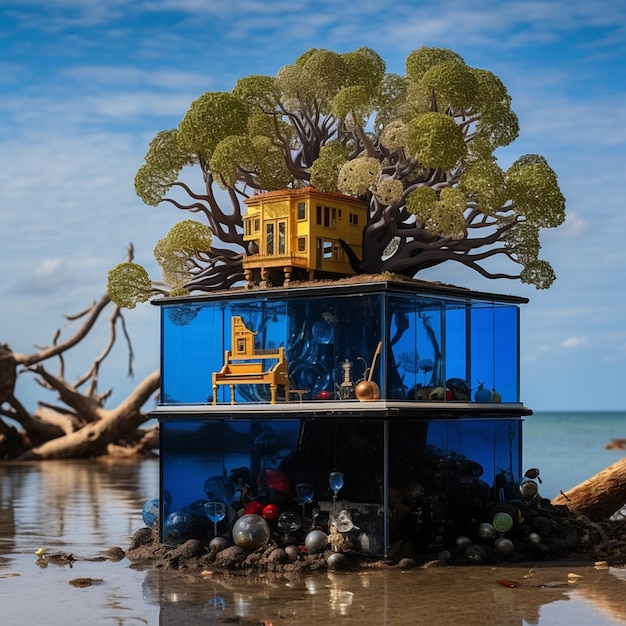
[{"left": 124, "top": 499, "right": 626, "bottom": 576}]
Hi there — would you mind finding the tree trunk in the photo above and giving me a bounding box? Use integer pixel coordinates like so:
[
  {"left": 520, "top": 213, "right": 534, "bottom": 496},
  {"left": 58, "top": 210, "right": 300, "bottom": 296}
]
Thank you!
[
  {"left": 15, "top": 370, "right": 160, "bottom": 461},
  {"left": 552, "top": 457, "right": 626, "bottom": 520}
]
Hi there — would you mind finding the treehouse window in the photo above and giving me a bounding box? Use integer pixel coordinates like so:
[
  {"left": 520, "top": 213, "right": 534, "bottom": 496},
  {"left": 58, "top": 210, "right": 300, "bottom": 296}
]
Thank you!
[
  {"left": 297, "top": 202, "right": 306, "bottom": 220},
  {"left": 278, "top": 221, "right": 286, "bottom": 255},
  {"left": 266, "top": 223, "right": 274, "bottom": 255},
  {"left": 297, "top": 237, "right": 306, "bottom": 252},
  {"left": 324, "top": 206, "right": 330, "bottom": 227},
  {"left": 323, "top": 240, "right": 333, "bottom": 259},
  {"left": 350, "top": 213, "right": 359, "bottom": 225},
  {"left": 254, "top": 218, "right": 260, "bottom": 233},
  {"left": 316, "top": 205, "right": 322, "bottom": 225}
]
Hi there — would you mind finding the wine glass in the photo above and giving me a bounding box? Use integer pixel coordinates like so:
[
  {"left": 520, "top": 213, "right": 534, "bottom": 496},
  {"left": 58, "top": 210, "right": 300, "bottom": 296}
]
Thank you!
[
  {"left": 295, "top": 483, "right": 315, "bottom": 524},
  {"left": 329, "top": 471, "right": 344, "bottom": 511},
  {"left": 204, "top": 501, "right": 226, "bottom": 537}
]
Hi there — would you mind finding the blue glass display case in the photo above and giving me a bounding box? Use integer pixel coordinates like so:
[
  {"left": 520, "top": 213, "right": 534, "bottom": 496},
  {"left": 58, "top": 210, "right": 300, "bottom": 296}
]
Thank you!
[
  {"left": 152, "top": 278, "right": 530, "bottom": 556},
  {"left": 160, "top": 280, "right": 522, "bottom": 405}
]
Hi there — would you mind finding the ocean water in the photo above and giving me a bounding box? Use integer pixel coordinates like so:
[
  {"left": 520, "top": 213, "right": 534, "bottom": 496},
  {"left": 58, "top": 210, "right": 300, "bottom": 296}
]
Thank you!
[
  {"left": 523, "top": 411, "right": 626, "bottom": 501},
  {"left": 0, "top": 414, "right": 625, "bottom": 624}
]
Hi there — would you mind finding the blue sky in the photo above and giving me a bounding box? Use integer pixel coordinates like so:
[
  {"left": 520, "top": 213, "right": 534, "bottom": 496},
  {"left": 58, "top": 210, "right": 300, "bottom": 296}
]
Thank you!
[{"left": 1, "top": 0, "right": 625, "bottom": 412}]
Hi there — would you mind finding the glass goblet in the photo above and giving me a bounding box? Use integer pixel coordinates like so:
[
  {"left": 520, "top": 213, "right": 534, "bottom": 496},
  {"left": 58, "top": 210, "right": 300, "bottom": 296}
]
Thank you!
[
  {"left": 204, "top": 501, "right": 226, "bottom": 537},
  {"left": 329, "top": 471, "right": 344, "bottom": 511},
  {"left": 295, "top": 482, "right": 315, "bottom": 523}
]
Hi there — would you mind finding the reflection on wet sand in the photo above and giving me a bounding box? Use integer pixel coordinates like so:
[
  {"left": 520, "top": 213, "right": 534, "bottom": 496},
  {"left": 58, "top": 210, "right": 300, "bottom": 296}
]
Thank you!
[
  {"left": 1, "top": 461, "right": 625, "bottom": 625},
  {"left": 141, "top": 563, "right": 626, "bottom": 626},
  {"left": 0, "top": 459, "right": 158, "bottom": 552},
  {"left": 576, "top": 567, "right": 626, "bottom": 624}
]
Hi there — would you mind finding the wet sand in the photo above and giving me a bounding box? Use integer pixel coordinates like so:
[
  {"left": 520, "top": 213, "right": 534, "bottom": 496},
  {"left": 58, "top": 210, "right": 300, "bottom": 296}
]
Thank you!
[{"left": 2, "top": 551, "right": 626, "bottom": 625}]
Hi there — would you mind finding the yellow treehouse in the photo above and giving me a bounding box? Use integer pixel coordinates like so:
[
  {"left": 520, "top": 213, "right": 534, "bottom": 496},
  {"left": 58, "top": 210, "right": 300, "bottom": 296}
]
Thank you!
[{"left": 242, "top": 187, "right": 368, "bottom": 286}]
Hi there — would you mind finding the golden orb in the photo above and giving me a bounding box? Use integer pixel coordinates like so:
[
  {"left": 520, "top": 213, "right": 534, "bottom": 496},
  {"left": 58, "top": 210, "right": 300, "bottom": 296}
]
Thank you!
[{"left": 355, "top": 380, "right": 380, "bottom": 401}]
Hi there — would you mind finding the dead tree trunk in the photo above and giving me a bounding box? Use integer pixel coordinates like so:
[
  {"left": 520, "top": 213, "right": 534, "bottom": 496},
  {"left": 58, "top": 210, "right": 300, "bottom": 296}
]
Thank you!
[
  {"left": 552, "top": 457, "right": 626, "bottom": 520},
  {"left": 15, "top": 369, "right": 160, "bottom": 460},
  {"left": 0, "top": 246, "right": 164, "bottom": 460}
]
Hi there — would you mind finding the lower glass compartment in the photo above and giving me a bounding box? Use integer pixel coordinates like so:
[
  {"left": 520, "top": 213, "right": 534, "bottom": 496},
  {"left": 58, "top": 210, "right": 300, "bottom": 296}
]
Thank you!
[{"left": 158, "top": 413, "right": 523, "bottom": 557}]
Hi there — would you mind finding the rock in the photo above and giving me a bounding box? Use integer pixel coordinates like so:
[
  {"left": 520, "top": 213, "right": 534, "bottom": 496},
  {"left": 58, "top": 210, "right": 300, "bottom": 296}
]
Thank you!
[
  {"left": 284, "top": 545, "right": 299, "bottom": 562},
  {"left": 103, "top": 546, "right": 125, "bottom": 561},
  {"left": 69, "top": 577, "right": 103, "bottom": 588},
  {"left": 266, "top": 548, "right": 289, "bottom": 564},
  {"left": 214, "top": 545, "right": 247, "bottom": 568},
  {"left": 170, "top": 539, "right": 202, "bottom": 560},
  {"left": 129, "top": 527, "right": 154, "bottom": 550}
]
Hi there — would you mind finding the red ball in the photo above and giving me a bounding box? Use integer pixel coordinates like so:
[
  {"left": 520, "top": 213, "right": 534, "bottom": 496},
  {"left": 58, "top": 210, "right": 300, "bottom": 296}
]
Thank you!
[
  {"left": 244, "top": 501, "right": 264, "bottom": 515},
  {"left": 316, "top": 390, "right": 331, "bottom": 400},
  {"left": 262, "top": 503, "right": 280, "bottom": 521}
]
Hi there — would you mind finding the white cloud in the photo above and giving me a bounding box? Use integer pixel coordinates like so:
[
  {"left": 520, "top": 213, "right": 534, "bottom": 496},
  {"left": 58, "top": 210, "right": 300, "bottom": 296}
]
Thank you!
[{"left": 560, "top": 336, "right": 591, "bottom": 349}]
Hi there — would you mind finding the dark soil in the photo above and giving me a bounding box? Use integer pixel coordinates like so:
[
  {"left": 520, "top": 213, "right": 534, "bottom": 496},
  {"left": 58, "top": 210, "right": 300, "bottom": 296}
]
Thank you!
[{"left": 124, "top": 500, "right": 626, "bottom": 578}]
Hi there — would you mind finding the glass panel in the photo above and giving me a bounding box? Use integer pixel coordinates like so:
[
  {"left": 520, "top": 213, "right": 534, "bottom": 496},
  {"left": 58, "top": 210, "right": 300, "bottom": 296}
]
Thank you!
[
  {"left": 470, "top": 304, "right": 519, "bottom": 402},
  {"left": 389, "top": 417, "right": 522, "bottom": 546},
  {"left": 297, "top": 202, "right": 306, "bottom": 220},
  {"left": 286, "top": 293, "right": 382, "bottom": 400},
  {"left": 278, "top": 221, "right": 286, "bottom": 254},
  {"left": 161, "top": 304, "right": 224, "bottom": 404},
  {"left": 387, "top": 296, "right": 418, "bottom": 400},
  {"left": 160, "top": 417, "right": 385, "bottom": 553},
  {"left": 161, "top": 286, "right": 520, "bottom": 406},
  {"left": 493, "top": 306, "right": 519, "bottom": 402},
  {"left": 265, "top": 222, "right": 274, "bottom": 255},
  {"left": 444, "top": 303, "right": 471, "bottom": 400},
  {"left": 416, "top": 302, "right": 444, "bottom": 397}
]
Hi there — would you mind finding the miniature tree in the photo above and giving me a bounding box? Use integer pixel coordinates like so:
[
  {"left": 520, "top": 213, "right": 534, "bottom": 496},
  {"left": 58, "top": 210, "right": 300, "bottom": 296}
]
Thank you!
[{"left": 109, "top": 46, "right": 565, "bottom": 306}]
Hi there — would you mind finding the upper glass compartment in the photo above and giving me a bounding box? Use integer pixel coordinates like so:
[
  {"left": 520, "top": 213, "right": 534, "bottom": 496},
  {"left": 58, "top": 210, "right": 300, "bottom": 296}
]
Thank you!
[{"left": 158, "top": 280, "right": 523, "bottom": 406}]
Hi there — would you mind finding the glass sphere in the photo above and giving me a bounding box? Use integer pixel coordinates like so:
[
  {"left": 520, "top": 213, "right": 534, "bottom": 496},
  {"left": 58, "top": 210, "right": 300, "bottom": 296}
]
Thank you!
[
  {"left": 232, "top": 514, "right": 271, "bottom": 550},
  {"left": 494, "top": 537, "right": 515, "bottom": 557},
  {"left": 327, "top": 552, "right": 347, "bottom": 570},
  {"left": 163, "top": 510, "right": 202, "bottom": 543},
  {"left": 455, "top": 535, "right": 472, "bottom": 550},
  {"left": 304, "top": 529, "right": 328, "bottom": 554},
  {"left": 519, "top": 478, "right": 539, "bottom": 500},
  {"left": 244, "top": 501, "right": 264, "bottom": 516},
  {"left": 142, "top": 498, "right": 159, "bottom": 528},
  {"left": 478, "top": 522, "right": 496, "bottom": 542},
  {"left": 261, "top": 503, "right": 280, "bottom": 522},
  {"left": 312, "top": 320, "right": 333, "bottom": 344},
  {"left": 492, "top": 512, "right": 514, "bottom": 533},
  {"left": 209, "top": 536, "right": 231, "bottom": 553}
]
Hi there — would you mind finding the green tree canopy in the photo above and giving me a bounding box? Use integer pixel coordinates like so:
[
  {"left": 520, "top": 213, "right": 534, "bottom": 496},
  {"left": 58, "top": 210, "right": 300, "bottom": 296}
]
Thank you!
[{"left": 111, "top": 45, "right": 566, "bottom": 308}]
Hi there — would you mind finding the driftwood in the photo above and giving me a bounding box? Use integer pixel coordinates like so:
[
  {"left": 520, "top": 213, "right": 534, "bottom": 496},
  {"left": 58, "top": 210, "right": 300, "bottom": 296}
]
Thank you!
[
  {"left": 0, "top": 246, "right": 161, "bottom": 461},
  {"left": 552, "top": 457, "right": 626, "bottom": 519}
]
